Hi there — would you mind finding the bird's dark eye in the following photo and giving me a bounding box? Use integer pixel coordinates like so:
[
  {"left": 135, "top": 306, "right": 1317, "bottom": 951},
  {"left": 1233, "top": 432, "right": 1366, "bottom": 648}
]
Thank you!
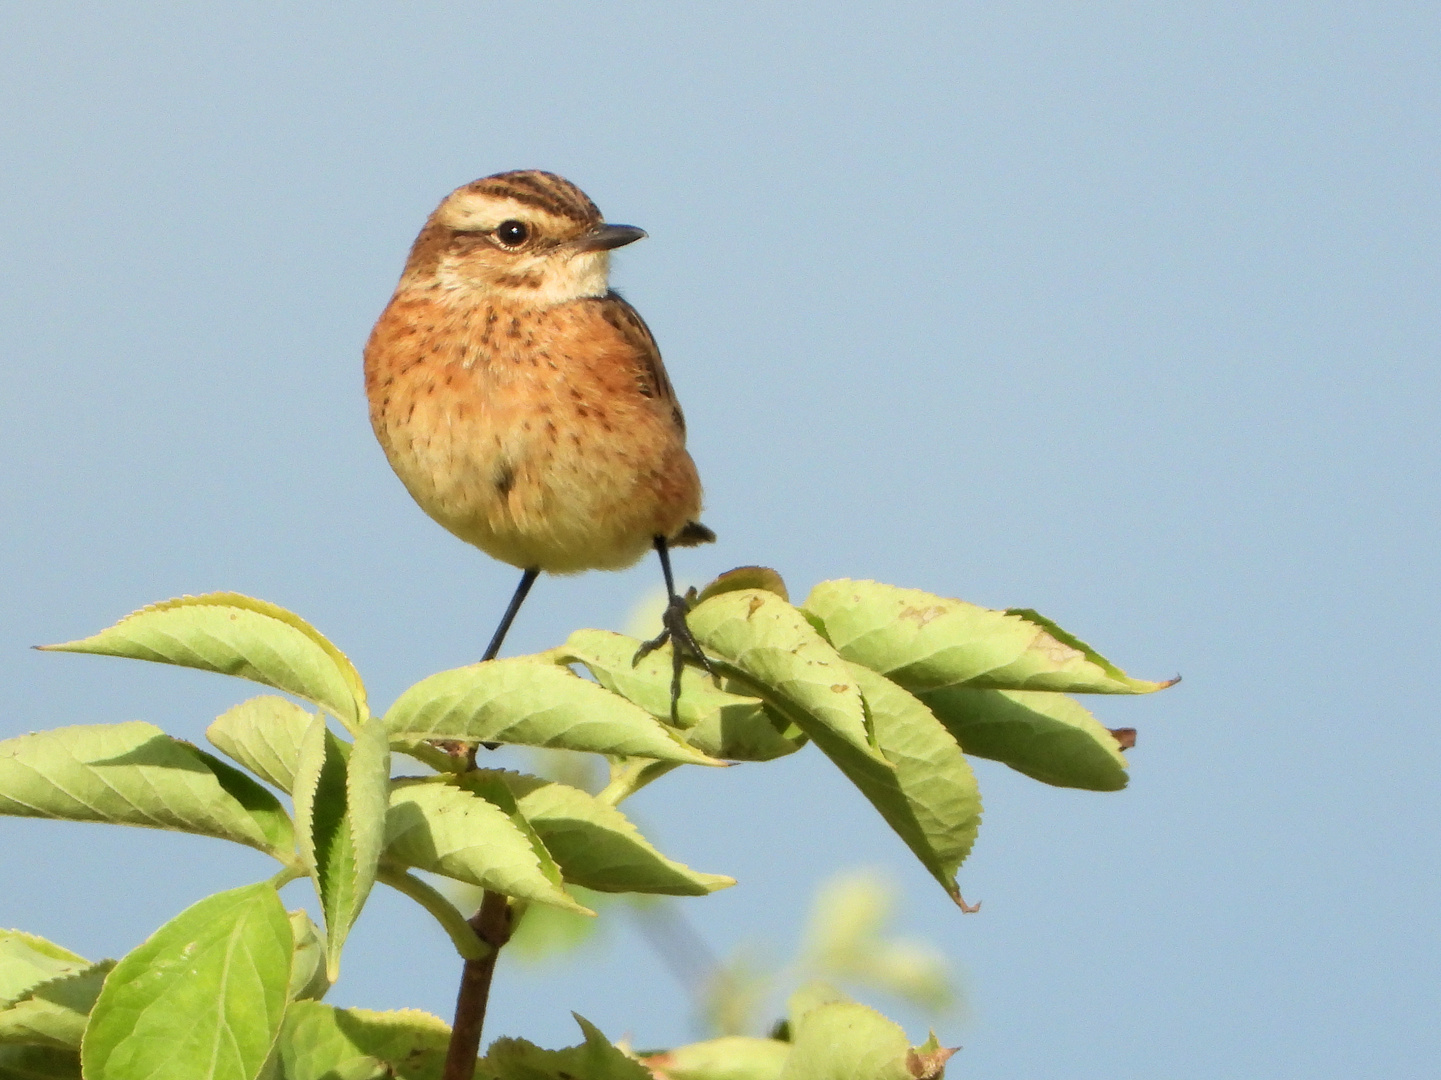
[{"left": 494, "top": 220, "right": 530, "bottom": 248}]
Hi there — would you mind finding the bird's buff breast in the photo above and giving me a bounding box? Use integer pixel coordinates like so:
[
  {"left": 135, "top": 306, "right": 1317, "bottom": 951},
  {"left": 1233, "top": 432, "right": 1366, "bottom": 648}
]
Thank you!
[{"left": 365, "top": 303, "right": 698, "bottom": 573}]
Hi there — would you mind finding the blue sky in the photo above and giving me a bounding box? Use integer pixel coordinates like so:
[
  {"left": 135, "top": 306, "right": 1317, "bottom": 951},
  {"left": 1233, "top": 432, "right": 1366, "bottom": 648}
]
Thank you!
[{"left": 2, "top": 5, "right": 1437, "bottom": 1076}]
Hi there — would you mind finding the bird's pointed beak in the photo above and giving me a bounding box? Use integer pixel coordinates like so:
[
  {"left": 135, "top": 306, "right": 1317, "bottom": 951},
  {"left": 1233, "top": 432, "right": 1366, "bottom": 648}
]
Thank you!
[{"left": 572, "top": 223, "right": 647, "bottom": 253}]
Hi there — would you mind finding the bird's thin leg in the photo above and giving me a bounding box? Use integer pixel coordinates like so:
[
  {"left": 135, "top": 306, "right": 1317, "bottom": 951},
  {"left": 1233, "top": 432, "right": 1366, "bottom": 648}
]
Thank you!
[
  {"left": 633, "top": 537, "right": 717, "bottom": 725},
  {"left": 464, "top": 568, "right": 542, "bottom": 765},
  {"left": 482, "top": 568, "right": 540, "bottom": 662}
]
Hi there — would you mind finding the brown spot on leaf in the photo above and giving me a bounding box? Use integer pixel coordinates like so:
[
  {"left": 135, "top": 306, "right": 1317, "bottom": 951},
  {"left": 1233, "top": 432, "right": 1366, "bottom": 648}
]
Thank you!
[
  {"left": 899, "top": 604, "right": 948, "bottom": 628},
  {"left": 1029, "top": 630, "right": 1085, "bottom": 666}
]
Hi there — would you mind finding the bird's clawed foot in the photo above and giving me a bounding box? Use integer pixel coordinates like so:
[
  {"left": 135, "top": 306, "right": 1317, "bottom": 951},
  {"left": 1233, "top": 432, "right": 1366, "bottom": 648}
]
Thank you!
[{"left": 633, "top": 591, "right": 718, "bottom": 726}]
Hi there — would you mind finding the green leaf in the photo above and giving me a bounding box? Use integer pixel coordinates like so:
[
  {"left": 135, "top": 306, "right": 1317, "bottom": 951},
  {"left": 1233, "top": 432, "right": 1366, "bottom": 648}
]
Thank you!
[
  {"left": 554, "top": 630, "right": 752, "bottom": 731},
  {"left": 292, "top": 718, "right": 368, "bottom": 979},
  {"left": 207, "top": 696, "right": 315, "bottom": 792},
  {"left": 292, "top": 715, "right": 334, "bottom": 877},
  {"left": 807, "top": 666, "right": 981, "bottom": 907},
  {"left": 383, "top": 658, "right": 720, "bottom": 766},
  {"left": 0, "top": 1043, "right": 81, "bottom": 1080},
  {"left": 683, "top": 706, "right": 805, "bottom": 763},
  {"left": 803, "top": 579, "right": 1171, "bottom": 694},
  {"left": 0, "top": 723, "right": 293, "bottom": 857},
  {"left": 917, "top": 686, "right": 1130, "bottom": 791},
  {"left": 384, "top": 778, "right": 591, "bottom": 914},
  {"left": 344, "top": 718, "right": 391, "bottom": 948},
  {"left": 82, "top": 882, "right": 292, "bottom": 1080},
  {"left": 785, "top": 982, "right": 852, "bottom": 1031},
  {"left": 460, "top": 772, "right": 576, "bottom": 905},
  {"left": 777, "top": 1002, "right": 912, "bottom": 1080},
  {"left": 201, "top": 753, "right": 297, "bottom": 856},
  {"left": 486, "top": 771, "right": 734, "bottom": 896},
  {"left": 555, "top": 631, "right": 802, "bottom": 762},
  {"left": 272, "top": 1001, "right": 452, "bottom": 1080},
  {"left": 802, "top": 580, "right": 1033, "bottom": 691},
  {"left": 992, "top": 608, "right": 1176, "bottom": 693},
  {"left": 41, "top": 593, "right": 368, "bottom": 730},
  {"left": 687, "top": 590, "right": 883, "bottom": 764},
  {"left": 696, "top": 566, "right": 791, "bottom": 604},
  {"left": 640, "top": 1036, "right": 790, "bottom": 1080},
  {"left": 0, "top": 934, "right": 88, "bottom": 1010},
  {"left": 0, "top": 962, "right": 113, "bottom": 1050},
  {"left": 483, "top": 1014, "right": 652, "bottom": 1079},
  {"left": 285, "top": 912, "right": 329, "bottom": 1003}
]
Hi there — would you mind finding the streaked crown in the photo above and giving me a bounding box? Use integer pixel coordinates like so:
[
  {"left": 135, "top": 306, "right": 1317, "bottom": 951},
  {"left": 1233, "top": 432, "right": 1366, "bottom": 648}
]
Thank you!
[
  {"left": 442, "top": 171, "right": 602, "bottom": 232},
  {"left": 398, "top": 170, "right": 639, "bottom": 308}
]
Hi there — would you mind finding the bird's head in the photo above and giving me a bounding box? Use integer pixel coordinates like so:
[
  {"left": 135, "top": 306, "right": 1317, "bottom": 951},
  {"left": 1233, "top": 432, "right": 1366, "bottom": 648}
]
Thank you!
[{"left": 399, "top": 170, "right": 646, "bottom": 306}]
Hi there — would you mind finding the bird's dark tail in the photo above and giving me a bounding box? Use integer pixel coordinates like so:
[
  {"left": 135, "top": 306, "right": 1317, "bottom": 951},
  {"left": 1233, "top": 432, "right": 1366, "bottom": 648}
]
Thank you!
[{"left": 670, "top": 521, "right": 716, "bottom": 547}]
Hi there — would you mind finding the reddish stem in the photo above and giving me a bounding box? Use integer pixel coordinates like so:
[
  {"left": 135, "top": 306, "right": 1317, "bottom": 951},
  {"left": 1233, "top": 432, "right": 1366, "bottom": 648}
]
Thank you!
[{"left": 440, "top": 891, "right": 511, "bottom": 1080}]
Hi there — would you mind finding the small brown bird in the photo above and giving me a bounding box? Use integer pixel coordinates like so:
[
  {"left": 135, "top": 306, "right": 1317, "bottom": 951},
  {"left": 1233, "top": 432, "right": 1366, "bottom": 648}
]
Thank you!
[{"left": 364, "top": 170, "right": 714, "bottom": 705}]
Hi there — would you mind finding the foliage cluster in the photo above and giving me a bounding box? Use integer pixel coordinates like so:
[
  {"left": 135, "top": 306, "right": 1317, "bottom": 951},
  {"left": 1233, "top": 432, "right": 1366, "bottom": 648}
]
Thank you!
[{"left": 0, "top": 568, "right": 1171, "bottom": 1078}]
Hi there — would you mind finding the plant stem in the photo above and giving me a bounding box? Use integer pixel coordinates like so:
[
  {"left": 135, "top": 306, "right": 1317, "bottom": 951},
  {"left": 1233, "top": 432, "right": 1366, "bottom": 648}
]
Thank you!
[
  {"left": 378, "top": 866, "right": 490, "bottom": 961},
  {"left": 441, "top": 890, "right": 511, "bottom": 1080},
  {"left": 597, "top": 758, "right": 680, "bottom": 806},
  {"left": 266, "top": 862, "right": 307, "bottom": 889}
]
